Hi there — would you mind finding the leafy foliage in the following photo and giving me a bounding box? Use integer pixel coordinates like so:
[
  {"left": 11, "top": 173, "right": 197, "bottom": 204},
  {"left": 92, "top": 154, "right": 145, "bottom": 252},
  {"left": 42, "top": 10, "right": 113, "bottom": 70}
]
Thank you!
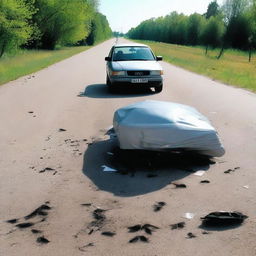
[
  {"left": 0, "top": 0, "right": 112, "bottom": 56},
  {"left": 86, "top": 12, "right": 112, "bottom": 45},
  {"left": 0, "top": 0, "right": 34, "bottom": 57},
  {"left": 127, "top": 0, "right": 256, "bottom": 60},
  {"left": 205, "top": 1, "right": 220, "bottom": 19},
  {"left": 186, "top": 13, "right": 205, "bottom": 46},
  {"left": 200, "top": 16, "right": 226, "bottom": 52},
  {"left": 225, "top": 14, "right": 253, "bottom": 49}
]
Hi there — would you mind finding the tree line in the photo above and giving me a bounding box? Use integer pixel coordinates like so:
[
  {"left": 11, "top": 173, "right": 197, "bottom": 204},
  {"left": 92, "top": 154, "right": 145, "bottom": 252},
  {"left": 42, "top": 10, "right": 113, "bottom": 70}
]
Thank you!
[
  {"left": 0, "top": 0, "right": 112, "bottom": 57},
  {"left": 127, "top": 0, "right": 256, "bottom": 60}
]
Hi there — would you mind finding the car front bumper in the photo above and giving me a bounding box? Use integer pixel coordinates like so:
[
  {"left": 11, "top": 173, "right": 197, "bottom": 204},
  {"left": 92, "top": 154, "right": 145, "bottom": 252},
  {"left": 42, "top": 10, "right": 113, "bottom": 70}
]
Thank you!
[{"left": 110, "top": 76, "right": 163, "bottom": 87}]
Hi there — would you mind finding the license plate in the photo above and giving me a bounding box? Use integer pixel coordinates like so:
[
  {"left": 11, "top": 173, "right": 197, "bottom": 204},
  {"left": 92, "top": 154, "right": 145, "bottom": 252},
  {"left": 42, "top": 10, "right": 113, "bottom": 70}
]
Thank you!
[{"left": 131, "top": 78, "right": 148, "bottom": 83}]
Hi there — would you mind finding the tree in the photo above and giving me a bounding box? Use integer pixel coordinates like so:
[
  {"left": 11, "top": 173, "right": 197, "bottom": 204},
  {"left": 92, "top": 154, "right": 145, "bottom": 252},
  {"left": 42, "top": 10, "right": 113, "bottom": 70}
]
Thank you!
[
  {"left": 249, "top": 0, "right": 256, "bottom": 59},
  {"left": 205, "top": 1, "right": 220, "bottom": 19},
  {"left": 222, "top": 0, "right": 250, "bottom": 23},
  {"left": 226, "top": 14, "right": 252, "bottom": 49},
  {"left": 217, "top": 0, "right": 251, "bottom": 58},
  {"left": 174, "top": 15, "right": 188, "bottom": 45},
  {"left": 29, "top": 0, "right": 95, "bottom": 49},
  {"left": 186, "top": 13, "right": 205, "bottom": 45},
  {"left": 200, "top": 16, "right": 225, "bottom": 54},
  {"left": 0, "top": 0, "right": 34, "bottom": 57},
  {"left": 86, "top": 12, "right": 112, "bottom": 45},
  {"left": 165, "top": 12, "right": 187, "bottom": 44}
]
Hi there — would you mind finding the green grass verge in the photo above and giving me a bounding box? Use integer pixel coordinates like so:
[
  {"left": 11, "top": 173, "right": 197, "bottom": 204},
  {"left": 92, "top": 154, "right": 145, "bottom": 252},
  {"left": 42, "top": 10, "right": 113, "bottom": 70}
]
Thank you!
[
  {"left": 134, "top": 40, "right": 256, "bottom": 92},
  {"left": 0, "top": 46, "right": 90, "bottom": 85}
]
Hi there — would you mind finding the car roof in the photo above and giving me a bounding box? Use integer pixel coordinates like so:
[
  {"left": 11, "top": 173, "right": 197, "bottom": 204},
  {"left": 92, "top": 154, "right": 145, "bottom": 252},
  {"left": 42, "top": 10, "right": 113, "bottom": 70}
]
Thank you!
[{"left": 113, "top": 43, "right": 148, "bottom": 48}]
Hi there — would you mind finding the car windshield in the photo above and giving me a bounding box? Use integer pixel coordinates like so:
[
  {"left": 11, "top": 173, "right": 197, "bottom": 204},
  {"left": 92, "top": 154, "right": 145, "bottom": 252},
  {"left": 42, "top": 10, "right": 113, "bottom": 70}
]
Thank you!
[{"left": 112, "top": 46, "right": 155, "bottom": 61}]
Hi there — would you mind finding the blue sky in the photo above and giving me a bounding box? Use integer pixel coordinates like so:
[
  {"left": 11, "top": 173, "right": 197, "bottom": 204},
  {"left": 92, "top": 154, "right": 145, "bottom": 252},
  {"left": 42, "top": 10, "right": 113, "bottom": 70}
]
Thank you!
[{"left": 99, "top": 0, "right": 222, "bottom": 33}]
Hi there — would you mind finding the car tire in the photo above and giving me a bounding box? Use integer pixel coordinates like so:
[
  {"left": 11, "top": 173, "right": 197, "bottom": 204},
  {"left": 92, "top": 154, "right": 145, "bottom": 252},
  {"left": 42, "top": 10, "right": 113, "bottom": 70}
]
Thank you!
[
  {"left": 106, "top": 75, "right": 111, "bottom": 85},
  {"left": 109, "top": 84, "right": 115, "bottom": 93},
  {"left": 155, "top": 84, "right": 163, "bottom": 93},
  {"left": 107, "top": 76, "right": 116, "bottom": 93}
]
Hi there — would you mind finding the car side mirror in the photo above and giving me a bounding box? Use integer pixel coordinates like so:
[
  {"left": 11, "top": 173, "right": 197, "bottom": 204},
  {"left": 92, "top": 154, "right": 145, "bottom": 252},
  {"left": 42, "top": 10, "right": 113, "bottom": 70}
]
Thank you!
[
  {"left": 105, "top": 56, "right": 111, "bottom": 61},
  {"left": 156, "top": 56, "right": 163, "bottom": 61}
]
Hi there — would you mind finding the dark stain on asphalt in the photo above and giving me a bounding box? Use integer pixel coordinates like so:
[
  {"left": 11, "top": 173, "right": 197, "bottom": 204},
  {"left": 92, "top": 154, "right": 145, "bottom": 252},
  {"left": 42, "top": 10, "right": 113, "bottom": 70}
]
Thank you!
[
  {"left": 170, "top": 222, "right": 186, "bottom": 230},
  {"left": 79, "top": 243, "right": 94, "bottom": 252},
  {"left": 128, "top": 224, "right": 142, "bottom": 233},
  {"left": 6, "top": 219, "right": 19, "bottom": 224},
  {"left": 88, "top": 229, "right": 94, "bottom": 235},
  {"left": 25, "top": 204, "right": 51, "bottom": 220},
  {"left": 129, "top": 236, "right": 139, "bottom": 243},
  {"left": 224, "top": 167, "right": 240, "bottom": 174},
  {"left": 93, "top": 209, "right": 106, "bottom": 220},
  {"left": 88, "top": 208, "right": 107, "bottom": 231},
  {"left": 153, "top": 201, "right": 166, "bottom": 212},
  {"left": 101, "top": 231, "right": 116, "bottom": 237},
  {"left": 6, "top": 201, "right": 51, "bottom": 237},
  {"left": 128, "top": 224, "right": 159, "bottom": 234},
  {"left": 39, "top": 167, "right": 55, "bottom": 173},
  {"left": 200, "top": 180, "right": 210, "bottom": 183},
  {"left": 187, "top": 232, "right": 196, "bottom": 238},
  {"left": 36, "top": 236, "right": 50, "bottom": 244},
  {"left": 16, "top": 222, "right": 34, "bottom": 229},
  {"left": 31, "top": 229, "right": 42, "bottom": 234},
  {"left": 81, "top": 203, "right": 92, "bottom": 207},
  {"left": 129, "top": 235, "right": 149, "bottom": 243}
]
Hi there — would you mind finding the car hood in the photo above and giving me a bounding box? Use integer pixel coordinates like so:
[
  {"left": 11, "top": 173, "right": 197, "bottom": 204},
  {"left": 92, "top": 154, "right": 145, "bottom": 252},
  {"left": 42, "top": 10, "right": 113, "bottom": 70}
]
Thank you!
[{"left": 111, "top": 61, "right": 162, "bottom": 71}]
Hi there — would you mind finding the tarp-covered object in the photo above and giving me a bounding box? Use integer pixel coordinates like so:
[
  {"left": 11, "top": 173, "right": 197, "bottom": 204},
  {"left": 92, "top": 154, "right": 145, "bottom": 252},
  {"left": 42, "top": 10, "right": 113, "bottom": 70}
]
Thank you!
[{"left": 113, "top": 100, "right": 225, "bottom": 157}]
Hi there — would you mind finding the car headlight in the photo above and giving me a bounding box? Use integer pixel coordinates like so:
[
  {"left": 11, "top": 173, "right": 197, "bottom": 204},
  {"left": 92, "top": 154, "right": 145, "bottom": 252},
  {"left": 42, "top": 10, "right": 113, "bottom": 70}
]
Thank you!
[
  {"left": 151, "top": 70, "right": 163, "bottom": 75},
  {"left": 110, "top": 71, "right": 126, "bottom": 76}
]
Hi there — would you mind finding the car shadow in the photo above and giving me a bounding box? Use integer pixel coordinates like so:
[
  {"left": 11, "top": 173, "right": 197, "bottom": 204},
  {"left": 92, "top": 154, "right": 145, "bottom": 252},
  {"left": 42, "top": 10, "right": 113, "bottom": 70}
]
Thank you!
[
  {"left": 78, "top": 84, "right": 154, "bottom": 99},
  {"left": 82, "top": 136, "right": 213, "bottom": 197}
]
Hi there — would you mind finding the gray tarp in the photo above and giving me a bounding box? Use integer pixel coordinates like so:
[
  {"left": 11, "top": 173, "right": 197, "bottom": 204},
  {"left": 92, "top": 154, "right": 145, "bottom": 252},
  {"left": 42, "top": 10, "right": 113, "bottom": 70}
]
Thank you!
[{"left": 113, "top": 100, "right": 225, "bottom": 157}]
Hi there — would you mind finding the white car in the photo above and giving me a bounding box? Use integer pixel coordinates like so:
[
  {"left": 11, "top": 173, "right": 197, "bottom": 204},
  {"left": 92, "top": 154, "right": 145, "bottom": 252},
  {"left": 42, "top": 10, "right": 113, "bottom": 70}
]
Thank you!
[{"left": 105, "top": 43, "right": 163, "bottom": 93}]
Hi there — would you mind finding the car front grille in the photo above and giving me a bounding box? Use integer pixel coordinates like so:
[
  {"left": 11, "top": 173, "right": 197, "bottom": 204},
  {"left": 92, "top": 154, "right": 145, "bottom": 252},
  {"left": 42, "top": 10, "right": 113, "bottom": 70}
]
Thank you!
[{"left": 127, "top": 71, "right": 150, "bottom": 76}]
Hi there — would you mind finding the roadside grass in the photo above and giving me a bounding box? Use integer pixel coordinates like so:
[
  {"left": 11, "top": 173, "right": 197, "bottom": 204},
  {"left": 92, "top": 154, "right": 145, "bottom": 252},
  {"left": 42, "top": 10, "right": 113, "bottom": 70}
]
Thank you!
[
  {"left": 134, "top": 40, "right": 256, "bottom": 92},
  {"left": 0, "top": 46, "right": 90, "bottom": 85}
]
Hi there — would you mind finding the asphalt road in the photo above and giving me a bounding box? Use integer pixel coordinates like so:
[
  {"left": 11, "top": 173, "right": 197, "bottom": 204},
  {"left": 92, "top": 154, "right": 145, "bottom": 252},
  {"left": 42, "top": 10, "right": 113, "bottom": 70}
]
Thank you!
[{"left": 1, "top": 38, "right": 256, "bottom": 256}]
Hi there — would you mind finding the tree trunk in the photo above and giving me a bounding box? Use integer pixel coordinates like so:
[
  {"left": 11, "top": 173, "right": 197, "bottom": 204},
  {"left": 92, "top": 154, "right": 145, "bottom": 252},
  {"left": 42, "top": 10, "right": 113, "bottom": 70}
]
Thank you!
[
  {"left": 248, "top": 46, "right": 252, "bottom": 62},
  {"left": 0, "top": 42, "right": 6, "bottom": 58},
  {"left": 217, "top": 45, "right": 225, "bottom": 59},
  {"left": 205, "top": 45, "right": 208, "bottom": 55}
]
